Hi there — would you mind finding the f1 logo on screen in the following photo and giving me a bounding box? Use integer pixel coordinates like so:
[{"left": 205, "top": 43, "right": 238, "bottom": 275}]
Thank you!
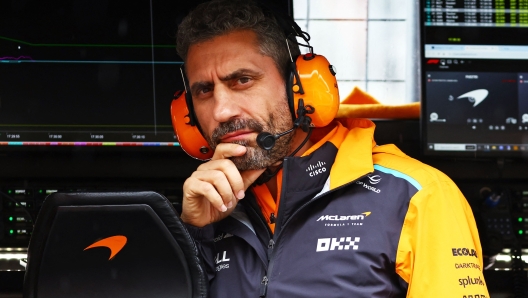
[{"left": 84, "top": 235, "right": 128, "bottom": 260}]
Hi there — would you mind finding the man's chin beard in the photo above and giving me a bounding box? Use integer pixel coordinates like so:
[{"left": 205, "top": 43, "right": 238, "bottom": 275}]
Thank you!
[{"left": 228, "top": 135, "right": 293, "bottom": 171}]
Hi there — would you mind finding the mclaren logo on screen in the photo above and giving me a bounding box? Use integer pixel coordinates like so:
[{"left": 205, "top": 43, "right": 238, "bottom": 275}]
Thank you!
[
  {"left": 456, "top": 89, "right": 489, "bottom": 107},
  {"left": 84, "top": 235, "right": 128, "bottom": 260}
]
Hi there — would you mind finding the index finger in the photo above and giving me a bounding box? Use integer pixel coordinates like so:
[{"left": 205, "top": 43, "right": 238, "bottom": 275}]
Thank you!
[{"left": 211, "top": 143, "right": 247, "bottom": 160}]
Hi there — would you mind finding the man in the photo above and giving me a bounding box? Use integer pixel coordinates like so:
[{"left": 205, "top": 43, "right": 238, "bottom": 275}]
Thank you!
[{"left": 175, "top": 0, "right": 490, "bottom": 297}]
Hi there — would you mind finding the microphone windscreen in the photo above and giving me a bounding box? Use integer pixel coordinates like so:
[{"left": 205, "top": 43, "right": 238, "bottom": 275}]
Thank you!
[{"left": 256, "top": 132, "right": 276, "bottom": 151}]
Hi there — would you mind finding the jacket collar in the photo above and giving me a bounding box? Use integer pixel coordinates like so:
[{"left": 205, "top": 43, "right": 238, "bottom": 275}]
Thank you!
[{"left": 329, "top": 118, "right": 377, "bottom": 190}]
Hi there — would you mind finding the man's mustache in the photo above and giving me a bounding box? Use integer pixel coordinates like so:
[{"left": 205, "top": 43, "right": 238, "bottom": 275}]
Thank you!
[{"left": 211, "top": 118, "right": 264, "bottom": 146}]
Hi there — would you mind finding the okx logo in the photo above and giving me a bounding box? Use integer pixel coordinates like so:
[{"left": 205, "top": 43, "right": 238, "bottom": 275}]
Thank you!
[
  {"left": 316, "top": 237, "right": 360, "bottom": 252},
  {"left": 84, "top": 235, "right": 127, "bottom": 260}
]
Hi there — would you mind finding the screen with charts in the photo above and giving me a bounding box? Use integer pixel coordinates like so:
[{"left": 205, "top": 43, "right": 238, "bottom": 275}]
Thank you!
[
  {"left": 421, "top": 0, "right": 528, "bottom": 156},
  {"left": 0, "top": 0, "right": 196, "bottom": 148}
]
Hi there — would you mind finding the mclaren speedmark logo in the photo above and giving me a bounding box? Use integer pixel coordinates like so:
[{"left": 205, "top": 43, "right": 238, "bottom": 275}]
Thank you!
[
  {"left": 457, "top": 89, "right": 489, "bottom": 107},
  {"left": 84, "top": 235, "right": 127, "bottom": 260}
]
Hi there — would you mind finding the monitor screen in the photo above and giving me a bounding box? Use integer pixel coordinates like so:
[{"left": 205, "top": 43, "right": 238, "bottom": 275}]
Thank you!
[
  {"left": 421, "top": 0, "right": 528, "bottom": 157},
  {"left": 0, "top": 0, "right": 198, "bottom": 148}
]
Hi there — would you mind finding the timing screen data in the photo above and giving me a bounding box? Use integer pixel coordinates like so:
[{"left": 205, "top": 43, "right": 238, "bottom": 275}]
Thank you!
[{"left": 425, "top": 0, "right": 528, "bottom": 26}]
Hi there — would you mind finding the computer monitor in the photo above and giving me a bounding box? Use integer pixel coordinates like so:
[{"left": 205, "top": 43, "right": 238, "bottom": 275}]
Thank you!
[
  {"left": 0, "top": 0, "right": 292, "bottom": 180},
  {"left": 420, "top": 0, "right": 528, "bottom": 157},
  {"left": 0, "top": 1, "right": 201, "bottom": 148}
]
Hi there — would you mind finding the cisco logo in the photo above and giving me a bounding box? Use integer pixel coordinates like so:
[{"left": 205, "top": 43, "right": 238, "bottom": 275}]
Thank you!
[{"left": 306, "top": 161, "right": 327, "bottom": 178}]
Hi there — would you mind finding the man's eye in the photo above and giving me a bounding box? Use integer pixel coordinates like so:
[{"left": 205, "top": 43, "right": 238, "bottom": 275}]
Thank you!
[
  {"left": 199, "top": 87, "right": 211, "bottom": 94},
  {"left": 238, "top": 77, "right": 251, "bottom": 84}
]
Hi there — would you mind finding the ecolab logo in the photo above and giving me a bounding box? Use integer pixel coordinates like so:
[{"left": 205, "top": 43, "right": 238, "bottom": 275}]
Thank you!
[
  {"left": 316, "top": 237, "right": 360, "bottom": 252},
  {"left": 452, "top": 248, "right": 478, "bottom": 258},
  {"left": 306, "top": 161, "right": 327, "bottom": 177},
  {"left": 459, "top": 276, "right": 485, "bottom": 288}
]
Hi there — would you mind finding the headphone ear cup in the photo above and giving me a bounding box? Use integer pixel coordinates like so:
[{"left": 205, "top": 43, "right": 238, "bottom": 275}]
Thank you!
[
  {"left": 171, "top": 91, "right": 213, "bottom": 160},
  {"left": 292, "top": 54, "right": 340, "bottom": 127}
]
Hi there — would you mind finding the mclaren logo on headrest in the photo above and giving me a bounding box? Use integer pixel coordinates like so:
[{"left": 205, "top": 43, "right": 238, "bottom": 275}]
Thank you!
[{"left": 84, "top": 235, "right": 127, "bottom": 260}]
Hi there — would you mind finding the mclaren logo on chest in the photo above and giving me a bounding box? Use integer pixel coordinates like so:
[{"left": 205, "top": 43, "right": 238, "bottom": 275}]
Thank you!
[
  {"left": 317, "top": 212, "right": 371, "bottom": 222},
  {"left": 316, "top": 237, "right": 360, "bottom": 252}
]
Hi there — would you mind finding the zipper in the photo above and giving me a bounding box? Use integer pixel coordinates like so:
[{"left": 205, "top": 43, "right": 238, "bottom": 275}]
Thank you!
[
  {"left": 267, "top": 239, "right": 275, "bottom": 261},
  {"left": 259, "top": 275, "right": 269, "bottom": 297},
  {"left": 261, "top": 166, "right": 372, "bottom": 297}
]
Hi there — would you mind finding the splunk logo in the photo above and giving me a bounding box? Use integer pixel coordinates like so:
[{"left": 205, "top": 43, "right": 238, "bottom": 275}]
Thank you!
[
  {"left": 459, "top": 276, "right": 485, "bottom": 288},
  {"left": 306, "top": 161, "right": 327, "bottom": 178},
  {"left": 316, "top": 237, "right": 360, "bottom": 252}
]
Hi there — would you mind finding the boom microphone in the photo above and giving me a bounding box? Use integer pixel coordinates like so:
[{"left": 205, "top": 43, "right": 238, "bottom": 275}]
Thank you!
[
  {"left": 256, "top": 127, "right": 295, "bottom": 151},
  {"left": 256, "top": 98, "right": 314, "bottom": 151}
]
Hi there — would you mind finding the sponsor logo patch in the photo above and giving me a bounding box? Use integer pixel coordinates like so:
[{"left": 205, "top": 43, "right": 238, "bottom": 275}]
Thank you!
[
  {"left": 317, "top": 212, "right": 371, "bottom": 227},
  {"left": 316, "top": 237, "right": 360, "bottom": 252},
  {"left": 455, "top": 262, "right": 481, "bottom": 270},
  {"left": 215, "top": 251, "right": 230, "bottom": 272},
  {"left": 452, "top": 248, "right": 478, "bottom": 258},
  {"left": 213, "top": 233, "right": 233, "bottom": 243},
  {"left": 356, "top": 180, "right": 381, "bottom": 193},
  {"left": 367, "top": 174, "right": 382, "bottom": 184},
  {"left": 458, "top": 276, "right": 485, "bottom": 288},
  {"left": 306, "top": 161, "right": 327, "bottom": 178}
]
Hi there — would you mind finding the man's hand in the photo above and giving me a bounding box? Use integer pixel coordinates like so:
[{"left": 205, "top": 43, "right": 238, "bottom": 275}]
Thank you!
[{"left": 181, "top": 143, "right": 265, "bottom": 227}]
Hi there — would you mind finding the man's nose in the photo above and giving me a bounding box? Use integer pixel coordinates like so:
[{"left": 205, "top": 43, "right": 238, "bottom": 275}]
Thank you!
[{"left": 212, "top": 85, "right": 240, "bottom": 123}]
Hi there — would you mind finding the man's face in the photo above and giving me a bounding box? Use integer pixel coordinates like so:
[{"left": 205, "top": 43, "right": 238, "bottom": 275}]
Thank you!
[{"left": 186, "top": 30, "right": 294, "bottom": 170}]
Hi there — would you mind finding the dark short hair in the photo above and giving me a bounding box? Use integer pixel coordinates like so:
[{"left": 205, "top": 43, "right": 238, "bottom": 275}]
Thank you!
[{"left": 176, "top": 0, "right": 301, "bottom": 81}]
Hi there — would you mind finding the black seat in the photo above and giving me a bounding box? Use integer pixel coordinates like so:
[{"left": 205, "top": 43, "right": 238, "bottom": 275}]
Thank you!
[{"left": 23, "top": 191, "right": 207, "bottom": 298}]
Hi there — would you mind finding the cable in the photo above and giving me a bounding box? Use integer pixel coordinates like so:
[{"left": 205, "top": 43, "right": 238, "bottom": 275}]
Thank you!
[{"left": 255, "top": 127, "right": 313, "bottom": 185}]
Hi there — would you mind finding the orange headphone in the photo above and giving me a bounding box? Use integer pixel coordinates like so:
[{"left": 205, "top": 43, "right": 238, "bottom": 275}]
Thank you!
[{"left": 171, "top": 51, "right": 340, "bottom": 160}]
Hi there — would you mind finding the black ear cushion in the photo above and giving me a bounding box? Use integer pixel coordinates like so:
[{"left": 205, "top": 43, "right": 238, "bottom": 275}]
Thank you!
[
  {"left": 181, "top": 66, "right": 207, "bottom": 140},
  {"left": 286, "top": 65, "right": 296, "bottom": 121}
]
